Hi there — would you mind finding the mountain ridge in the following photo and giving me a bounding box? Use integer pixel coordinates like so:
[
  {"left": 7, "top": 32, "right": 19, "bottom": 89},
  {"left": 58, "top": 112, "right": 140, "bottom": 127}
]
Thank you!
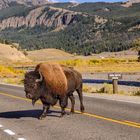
[{"left": 0, "top": 1, "right": 140, "bottom": 55}]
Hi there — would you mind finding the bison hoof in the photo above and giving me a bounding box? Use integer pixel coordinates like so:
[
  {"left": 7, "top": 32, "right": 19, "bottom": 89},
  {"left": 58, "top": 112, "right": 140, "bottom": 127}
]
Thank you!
[
  {"left": 80, "top": 106, "right": 85, "bottom": 113},
  {"left": 38, "top": 117, "right": 43, "bottom": 120},
  {"left": 38, "top": 116, "right": 45, "bottom": 120},
  {"left": 70, "top": 110, "right": 75, "bottom": 114},
  {"left": 38, "top": 114, "right": 47, "bottom": 120},
  {"left": 60, "top": 112, "right": 66, "bottom": 118},
  {"left": 60, "top": 112, "right": 70, "bottom": 118}
]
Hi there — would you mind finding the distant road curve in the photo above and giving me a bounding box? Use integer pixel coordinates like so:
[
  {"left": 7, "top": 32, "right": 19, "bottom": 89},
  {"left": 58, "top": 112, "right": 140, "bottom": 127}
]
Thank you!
[
  {"left": 83, "top": 79, "right": 140, "bottom": 87},
  {"left": 14, "top": 66, "right": 140, "bottom": 87}
]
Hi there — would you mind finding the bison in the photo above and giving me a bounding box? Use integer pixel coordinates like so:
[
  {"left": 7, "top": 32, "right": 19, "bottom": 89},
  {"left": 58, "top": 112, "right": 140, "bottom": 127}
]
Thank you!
[{"left": 24, "top": 63, "right": 84, "bottom": 119}]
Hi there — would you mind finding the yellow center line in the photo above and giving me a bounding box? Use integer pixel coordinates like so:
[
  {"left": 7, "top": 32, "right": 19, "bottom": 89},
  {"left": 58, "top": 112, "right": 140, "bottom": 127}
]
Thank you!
[
  {"left": 0, "top": 92, "right": 140, "bottom": 129},
  {"left": 124, "top": 120, "right": 140, "bottom": 126}
]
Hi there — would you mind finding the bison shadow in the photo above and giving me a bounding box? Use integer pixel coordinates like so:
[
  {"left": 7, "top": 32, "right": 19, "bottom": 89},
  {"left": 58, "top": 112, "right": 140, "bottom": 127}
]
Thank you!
[{"left": 0, "top": 109, "right": 62, "bottom": 119}]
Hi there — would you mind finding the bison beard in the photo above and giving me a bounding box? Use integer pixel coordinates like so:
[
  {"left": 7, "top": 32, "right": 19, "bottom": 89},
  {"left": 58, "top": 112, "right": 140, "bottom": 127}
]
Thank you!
[{"left": 24, "top": 63, "right": 85, "bottom": 120}]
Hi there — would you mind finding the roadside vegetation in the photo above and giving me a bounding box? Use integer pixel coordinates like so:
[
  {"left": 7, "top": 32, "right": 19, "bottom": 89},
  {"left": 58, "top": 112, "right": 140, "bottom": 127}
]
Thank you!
[
  {"left": 0, "top": 65, "right": 24, "bottom": 77},
  {"left": 83, "top": 84, "right": 140, "bottom": 96},
  {"left": 0, "top": 65, "right": 25, "bottom": 85},
  {"left": 60, "top": 58, "right": 140, "bottom": 73},
  {"left": 132, "top": 89, "right": 140, "bottom": 96}
]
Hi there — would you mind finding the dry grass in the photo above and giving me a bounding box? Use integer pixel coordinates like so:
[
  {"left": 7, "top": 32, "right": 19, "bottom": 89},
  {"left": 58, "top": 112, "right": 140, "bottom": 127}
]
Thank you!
[{"left": 60, "top": 58, "right": 140, "bottom": 73}]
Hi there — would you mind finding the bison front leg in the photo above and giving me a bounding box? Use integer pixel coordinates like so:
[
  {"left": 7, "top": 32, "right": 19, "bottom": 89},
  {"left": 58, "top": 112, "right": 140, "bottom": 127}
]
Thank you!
[
  {"left": 59, "top": 96, "right": 68, "bottom": 117},
  {"left": 39, "top": 104, "right": 50, "bottom": 120}
]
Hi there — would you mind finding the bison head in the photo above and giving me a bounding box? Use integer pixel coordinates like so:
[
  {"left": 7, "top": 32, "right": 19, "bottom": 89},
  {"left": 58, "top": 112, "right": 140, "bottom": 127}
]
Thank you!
[{"left": 24, "top": 71, "right": 43, "bottom": 105}]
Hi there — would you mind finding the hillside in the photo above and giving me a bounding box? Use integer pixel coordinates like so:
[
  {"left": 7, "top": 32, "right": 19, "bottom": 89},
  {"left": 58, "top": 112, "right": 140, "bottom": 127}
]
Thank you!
[
  {"left": 0, "top": 43, "right": 30, "bottom": 62},
  {"left": 0, "top": 1, "right": 140, "bottom": 55},
  {"left": 28, "top": 48, "right": 73, "bottom": 61}
]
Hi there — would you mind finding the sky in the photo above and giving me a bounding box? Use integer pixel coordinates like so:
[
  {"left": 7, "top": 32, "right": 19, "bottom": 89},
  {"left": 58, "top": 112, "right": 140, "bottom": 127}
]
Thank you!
[{"left": 51, "top": 0, "right": 126, "bottom": 3}]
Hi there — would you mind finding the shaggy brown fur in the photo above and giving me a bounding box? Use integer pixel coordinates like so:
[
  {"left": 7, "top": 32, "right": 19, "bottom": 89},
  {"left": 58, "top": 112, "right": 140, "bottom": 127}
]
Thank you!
[{"left": 35, "top": 63, "right": 68, "bottom": 96}]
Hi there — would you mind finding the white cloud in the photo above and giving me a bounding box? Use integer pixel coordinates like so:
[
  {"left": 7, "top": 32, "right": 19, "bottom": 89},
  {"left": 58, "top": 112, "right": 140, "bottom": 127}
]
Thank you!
[
  {"left": 48, "top": 0, "right": 59, "bottom": 3},
  {"left": 69, "top": 0, "right": 79, "bottom": 3}
]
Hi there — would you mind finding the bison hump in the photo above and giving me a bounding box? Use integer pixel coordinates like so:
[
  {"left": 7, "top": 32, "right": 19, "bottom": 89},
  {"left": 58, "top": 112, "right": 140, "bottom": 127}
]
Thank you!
[{"left": 35, "top": 63, "right": 67, "bottom": 96}]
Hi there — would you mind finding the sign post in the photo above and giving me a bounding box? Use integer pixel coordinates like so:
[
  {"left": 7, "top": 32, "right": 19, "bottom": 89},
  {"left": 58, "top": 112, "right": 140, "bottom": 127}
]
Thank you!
[{"left": 108, "top": 73, "right": 122, "bottom": 94}]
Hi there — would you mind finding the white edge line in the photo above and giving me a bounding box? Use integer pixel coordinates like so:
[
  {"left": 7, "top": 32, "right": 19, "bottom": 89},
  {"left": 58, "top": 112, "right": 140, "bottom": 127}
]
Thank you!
[
  {"left": 18, "top": 138, "right": 26, "bottom": 140},
  {"left": 0, "top": 124, "right": 26, "bottom": 140},
  {"left": 4, "top": 129, "right": 15, "bottom": 135},
  {"left": 0, "top": 124, "right": 3, "bottom": 128}
]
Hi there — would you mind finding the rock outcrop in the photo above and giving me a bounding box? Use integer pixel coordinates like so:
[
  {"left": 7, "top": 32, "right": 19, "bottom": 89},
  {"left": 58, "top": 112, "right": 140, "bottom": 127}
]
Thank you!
[
  {"left": 122, "top": 0, "right": 140, "bottom": 7},
  {"left": 128, "top": 0, "right": 140, "bottom": 3},
  {"left": 0, "top": 6, "right": 79, "bottom": 30},
  {"left": 10, "top": 0, "right": 50, "bottom": 6},
  {"left": 0, "top": 0, "right": 9, "bottom": 10}
]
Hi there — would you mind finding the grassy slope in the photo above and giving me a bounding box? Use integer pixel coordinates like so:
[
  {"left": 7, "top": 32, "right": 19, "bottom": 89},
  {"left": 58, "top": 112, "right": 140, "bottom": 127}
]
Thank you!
[
  {"left": 0, "top": 43, "right": 30, "bottom": 62},
  {"left": 27, "top": 48, "right": 73, "bottom": 61}
]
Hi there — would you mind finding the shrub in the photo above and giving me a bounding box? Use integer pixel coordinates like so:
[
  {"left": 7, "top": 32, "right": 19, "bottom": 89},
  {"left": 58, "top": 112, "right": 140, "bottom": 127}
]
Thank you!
[
  {"left": 132, "top": 89, "right": 140, "bottom": 96},
  {"left": 97, "top": 83, "right": 113, "bottom": 94},
  {"left": 88, "top": 59, "right": 100, "bottom": 65},
  {"left": 83, "top": 85, "right": 97, "bottom": 93}
]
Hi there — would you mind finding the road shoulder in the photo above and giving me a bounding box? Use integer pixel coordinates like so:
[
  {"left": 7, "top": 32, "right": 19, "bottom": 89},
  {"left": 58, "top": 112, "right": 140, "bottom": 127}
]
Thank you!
[{"left": 84, "top": 93, "right": 140, "bottom": 104}]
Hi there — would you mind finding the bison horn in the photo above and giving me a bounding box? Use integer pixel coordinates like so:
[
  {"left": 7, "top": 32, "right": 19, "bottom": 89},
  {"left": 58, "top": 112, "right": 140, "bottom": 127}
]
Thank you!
[{"left": 36, "top": 71, "right": 43, "bottom": 82}]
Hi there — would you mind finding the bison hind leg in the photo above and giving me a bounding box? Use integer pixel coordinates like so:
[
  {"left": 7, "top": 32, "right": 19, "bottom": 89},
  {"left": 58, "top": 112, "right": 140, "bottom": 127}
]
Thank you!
[
  {"left": 80, "top": 104, "right": 85, "bottom": 113},
  {"left": 68, "top": 93, "right": 75, "bottom": 113},
  {"left": 76, "top": 87, "right": 85, "bottom": 113}
]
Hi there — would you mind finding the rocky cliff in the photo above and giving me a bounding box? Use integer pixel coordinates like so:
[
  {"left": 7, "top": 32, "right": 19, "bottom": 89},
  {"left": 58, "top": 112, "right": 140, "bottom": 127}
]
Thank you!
[
  {"left": 128, "top": 0, "right": 140, "bottom": 3},
  {"left": 0, "top": 6, "right": 79, "bottom": 30},
  {"left": 10, "top": 0, "right": 50, "bottom": 6},
  {"left": 122, "top": 0, "right": 140, "bottom": 7},
  {"left": 0, "top": 0, "right": 9, "bottom": 10}
]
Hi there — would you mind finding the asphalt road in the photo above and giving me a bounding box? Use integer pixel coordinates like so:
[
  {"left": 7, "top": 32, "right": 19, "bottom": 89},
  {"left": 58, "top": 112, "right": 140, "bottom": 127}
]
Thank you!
[{"left": 0, "top": 84, "right": 140, "bottom": 140}]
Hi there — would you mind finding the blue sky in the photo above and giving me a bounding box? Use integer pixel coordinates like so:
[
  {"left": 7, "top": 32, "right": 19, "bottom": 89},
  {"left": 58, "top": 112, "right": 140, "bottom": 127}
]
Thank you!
[{"left": 53, "top": 0, "right": 126, "bottom": 3}]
